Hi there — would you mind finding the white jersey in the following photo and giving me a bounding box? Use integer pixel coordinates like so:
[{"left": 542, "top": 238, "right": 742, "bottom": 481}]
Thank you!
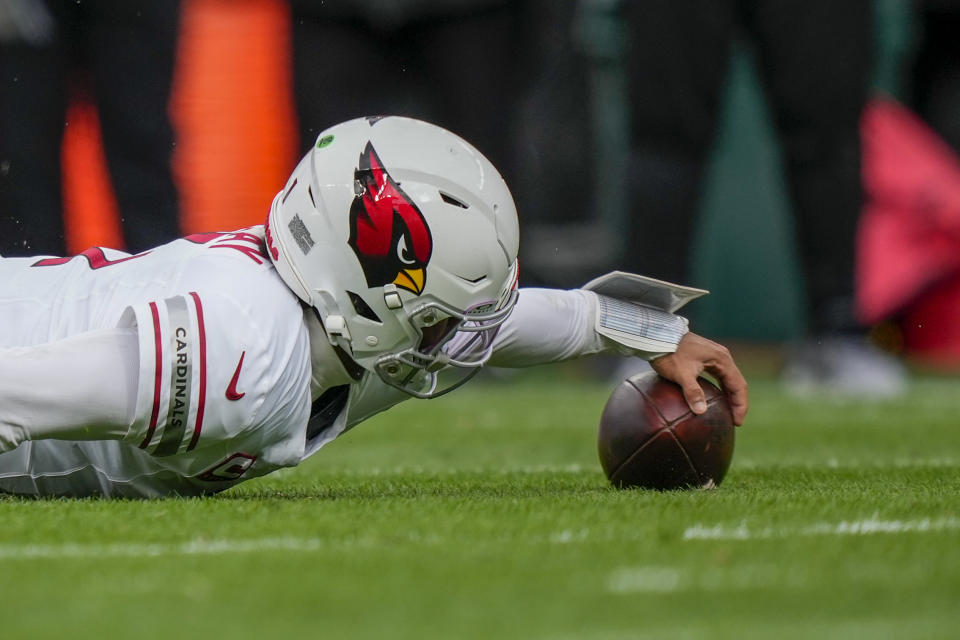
[
  {"left": 0, "top": 227, "right": 687, "bottom": 498},
  {"left": 0, "top": 228, "right": 314, "bottom": 497}
]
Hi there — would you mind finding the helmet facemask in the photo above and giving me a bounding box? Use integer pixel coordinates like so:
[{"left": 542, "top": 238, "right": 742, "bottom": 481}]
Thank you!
[{"left": 373, "top": 264, "right": 519, "bottom": 398}]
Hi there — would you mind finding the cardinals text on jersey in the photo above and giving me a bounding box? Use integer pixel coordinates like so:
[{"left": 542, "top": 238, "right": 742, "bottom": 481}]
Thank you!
[{"left": 0, "top": 229, "right": 313, "bottom": 497}]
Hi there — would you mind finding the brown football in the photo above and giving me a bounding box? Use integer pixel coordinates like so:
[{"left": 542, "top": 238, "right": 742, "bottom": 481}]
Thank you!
[{"left": 598, "top": 372, "right": 735, "bottom": 490}]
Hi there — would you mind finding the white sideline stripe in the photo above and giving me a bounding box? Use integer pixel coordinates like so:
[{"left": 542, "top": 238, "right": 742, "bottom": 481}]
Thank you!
[
  {"left": 733, "top": 457, "right": 959, "bottom": 470},
  {"left": 605, "top": 561, "right": 869, "bottom": 595},
  {"left": 4, "top": 516, "right": 956, "bottom": 560},
  {"left": 606, "top": 567, "right": 682, "bottom": 594},
  {"left": 329, "top": 464, "right": 587, "bottom": 476},
  {"left": 683, "top": 516, "right": 960, "bottom": 541},
  {"left": 0, "top": 536, "right": 326, "bottom": 560}
]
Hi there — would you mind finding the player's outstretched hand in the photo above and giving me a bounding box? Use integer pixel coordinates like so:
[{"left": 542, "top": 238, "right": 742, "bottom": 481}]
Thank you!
[{"left": 650, "top": 332, "right": 748, "bottom": 426}]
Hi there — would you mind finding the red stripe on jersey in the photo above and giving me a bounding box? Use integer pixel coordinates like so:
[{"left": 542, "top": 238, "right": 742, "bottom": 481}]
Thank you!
[
  {"left": 140, "top": 301, "right": 163, "bottom": 449},
  {"left": 187, "top": 292, "right": 208, "bottom": 451},
  {"left": 211, "top": 243, "right": 264, "bottom": 264}
]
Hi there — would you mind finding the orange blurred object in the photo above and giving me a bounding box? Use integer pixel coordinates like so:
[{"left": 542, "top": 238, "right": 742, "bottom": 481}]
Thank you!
[
  {"left": 61, "top": 0, "right": 297, "bottom": 254},
  {"left": 61, "top": 98, "right": 124, "bottom": 253}
]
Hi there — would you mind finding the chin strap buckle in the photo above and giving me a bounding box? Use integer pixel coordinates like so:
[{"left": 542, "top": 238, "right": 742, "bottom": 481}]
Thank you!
[
  {"left": 383, "top": 284, "right": 403, "bottom": 310},
  {"left": 324, "top": 314, "right": 352, "bottom": 345}
]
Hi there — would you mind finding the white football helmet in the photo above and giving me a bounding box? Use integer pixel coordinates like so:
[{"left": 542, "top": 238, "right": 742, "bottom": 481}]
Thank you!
[{"left": 266, "top": 116, "right": 520, "bottom": 398}]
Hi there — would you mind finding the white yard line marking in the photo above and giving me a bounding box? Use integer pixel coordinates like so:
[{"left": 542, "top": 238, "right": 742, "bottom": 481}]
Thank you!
[
  {"left": 606, "top": 561, "right": 826, "bottom": 594},
  {"left": 605, "top": 564, "right": 794, "bottom": 594},
  {"left": 606, "top": 550, "right": 957, "bottom": 595},
  {"left": 3, "top": 514, "right": 956, "bottom": 561},
  {"left": 0, "top": 536, "right": 327, "bottom": 560},
  {"left": 733, "top": 457, "right": 959, "bottom": 470},
  {"left": 683, "top": 515, "right": 960, "bottom": 541},
  {"left": 327, "top": 464, "right": 588, "bottom": 476},
  {"left": 606, "top": 567, "right": 682, "bottom": 594}
]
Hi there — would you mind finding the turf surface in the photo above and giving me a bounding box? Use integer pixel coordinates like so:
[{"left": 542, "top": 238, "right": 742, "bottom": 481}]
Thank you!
[{"left": 2, "top": 368, "right": 959, "bottom": 639}]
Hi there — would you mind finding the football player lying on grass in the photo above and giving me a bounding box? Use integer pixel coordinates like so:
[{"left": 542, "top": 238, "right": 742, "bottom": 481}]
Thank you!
[{"left": 0, "top": 117, "right": 748, "bottom": 498}]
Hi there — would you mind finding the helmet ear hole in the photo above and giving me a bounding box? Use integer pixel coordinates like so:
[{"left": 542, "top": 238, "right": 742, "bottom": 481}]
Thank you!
[
  {"left": 346, "top": 291, "right": 382, "bottom": 323},
  {"left": 439, "top": 191, "right": 469, "bottom": 209}
]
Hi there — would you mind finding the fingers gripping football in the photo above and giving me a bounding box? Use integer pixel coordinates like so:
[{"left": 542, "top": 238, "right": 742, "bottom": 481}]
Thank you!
[{"left": 650, "top": 333, "right": 749, "bottom": 425}]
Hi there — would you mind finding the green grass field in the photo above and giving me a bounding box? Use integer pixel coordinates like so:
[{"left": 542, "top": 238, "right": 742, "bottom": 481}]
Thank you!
[{"left": 3, "top": 364, "right": 959, "bottom": 639}]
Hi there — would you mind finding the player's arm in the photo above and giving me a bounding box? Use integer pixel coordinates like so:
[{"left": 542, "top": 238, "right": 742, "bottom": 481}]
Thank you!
[
  {"left": 0, "top": 328, "right": 138, "bottom": 453},
  {"left": 488, "top": 288, "right": 687, "bottom": 366},
  {"left": 488, "top": 287, "right": 748, "bottom": 425}
]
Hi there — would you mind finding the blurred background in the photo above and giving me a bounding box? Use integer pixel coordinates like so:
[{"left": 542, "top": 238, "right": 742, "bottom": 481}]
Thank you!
[{"left": 1, "top": 0, "right": 959, "bottom": 383}]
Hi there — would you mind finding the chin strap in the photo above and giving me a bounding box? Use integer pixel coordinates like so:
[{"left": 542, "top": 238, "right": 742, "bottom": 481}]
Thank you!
[
  {"left": 308, "top": 290, "right": 358, "bottom": 358},
  {"left": 308, "top": 307, "right": 365, "bottom": 381},
  {"left": 332, "top": 344, "right": 365, "bottom": 381}
]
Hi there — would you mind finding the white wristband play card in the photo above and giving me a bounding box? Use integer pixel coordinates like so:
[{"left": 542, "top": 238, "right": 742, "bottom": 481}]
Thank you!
[{"left": 582, "top": 271, "right": 708, "bottom": 313}]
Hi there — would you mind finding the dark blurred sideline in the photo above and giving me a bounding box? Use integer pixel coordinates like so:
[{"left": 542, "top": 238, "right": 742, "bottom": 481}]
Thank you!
[{"left": 32, "top": 0, "right": 959, "bottom": 368}]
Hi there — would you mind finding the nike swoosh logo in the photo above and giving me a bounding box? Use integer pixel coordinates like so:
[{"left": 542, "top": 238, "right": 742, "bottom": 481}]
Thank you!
[{"left": 226, "top": 351, "right": 246, "bottom": 401}]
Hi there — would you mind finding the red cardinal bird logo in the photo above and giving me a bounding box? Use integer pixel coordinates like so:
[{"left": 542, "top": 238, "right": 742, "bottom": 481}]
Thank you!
[{"left": 348, "top": 142, "right": 433, "bottom": 295}]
